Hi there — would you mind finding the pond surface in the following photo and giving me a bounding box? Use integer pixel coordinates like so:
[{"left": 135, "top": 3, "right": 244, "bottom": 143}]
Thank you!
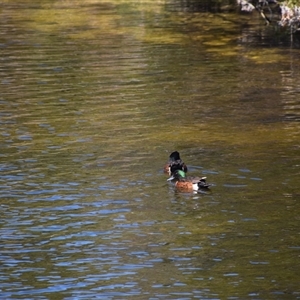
[{"left": 0, "top": 1, "right": 300, "bottom": 299}]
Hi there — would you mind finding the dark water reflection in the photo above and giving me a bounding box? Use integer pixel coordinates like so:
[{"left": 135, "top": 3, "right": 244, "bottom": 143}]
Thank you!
[{"left": 1, "top": 1, "right": 300, "bottom": 299}]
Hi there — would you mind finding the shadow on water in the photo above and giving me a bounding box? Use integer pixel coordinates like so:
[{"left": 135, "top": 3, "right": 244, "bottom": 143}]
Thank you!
[{"left": 0, "top": 0, "right": 300, "bottom": 299}]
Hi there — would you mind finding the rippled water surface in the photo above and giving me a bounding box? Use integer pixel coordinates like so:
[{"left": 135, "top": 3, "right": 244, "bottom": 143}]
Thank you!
[{"left": 1, "top": 1, "right": 300, "bottom": 299}]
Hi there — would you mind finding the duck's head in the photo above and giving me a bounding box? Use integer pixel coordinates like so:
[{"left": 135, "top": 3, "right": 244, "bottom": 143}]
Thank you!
[{"left": 167, "top": 169, "right": 186, "bottom": 181}]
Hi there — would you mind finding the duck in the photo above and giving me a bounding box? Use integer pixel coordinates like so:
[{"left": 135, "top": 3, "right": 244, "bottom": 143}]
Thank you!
[
  {"left": 167, "top": 169, "right": 210, "bottom": 191},
  {"left": 163, "top": 151, "right": 187, "bottom": 175}
]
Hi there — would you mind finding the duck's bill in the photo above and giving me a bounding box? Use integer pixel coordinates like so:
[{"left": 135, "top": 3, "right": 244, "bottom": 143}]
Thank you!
[{"left": 167, "top": 175, "right": 175, "bottom": 181}]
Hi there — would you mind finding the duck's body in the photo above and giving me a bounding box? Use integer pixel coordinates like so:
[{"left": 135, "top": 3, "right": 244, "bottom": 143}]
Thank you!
[
  {"left": 167, "top": 170, "right": 210, "bottom": 191},
  {"left": 164, "top": 151, "right": 187, "bottom": 175}
]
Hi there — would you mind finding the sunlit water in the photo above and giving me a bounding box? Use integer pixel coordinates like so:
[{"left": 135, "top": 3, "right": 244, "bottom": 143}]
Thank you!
[{"left": 0, "top": 1, "right": 300, "bottom": 299}]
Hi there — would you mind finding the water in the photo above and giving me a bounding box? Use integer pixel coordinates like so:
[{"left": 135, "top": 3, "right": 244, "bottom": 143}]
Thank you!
[{"left": 0, "top": 1, "right": 300, "bottom": 299}]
